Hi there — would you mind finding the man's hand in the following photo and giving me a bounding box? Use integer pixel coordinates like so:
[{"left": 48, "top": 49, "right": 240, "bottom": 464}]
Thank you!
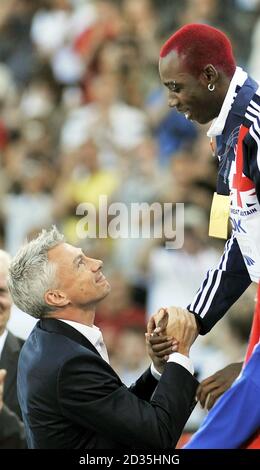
[
  {"left": 165, "top": 307, "right": 198, "bottom": 355},
  {"left": 146, "top": 309, "right": 178, "bottom": 373},
  {"left": 147, "top": 307, "right": 169, "bottom": 335},
  {"left": 0, "top": 369, "right": 7, "bottom": 412},
  {"left": 149, "top": 306, "right": 199, "bottom": 352},
  {"left": 196, "top": 362, "right": 243, "bottom": 410}
]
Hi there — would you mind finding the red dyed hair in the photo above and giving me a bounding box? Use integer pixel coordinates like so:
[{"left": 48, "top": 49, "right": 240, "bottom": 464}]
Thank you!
[{"left": 160, "top": 24, "right": 236, "bottom": 78}]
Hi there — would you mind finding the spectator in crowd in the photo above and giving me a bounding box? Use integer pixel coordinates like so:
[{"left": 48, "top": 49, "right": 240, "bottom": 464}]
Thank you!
[
  {"left": 8, "top": 226, "right": 198, "bottom": 449},
  {"left": 0, "top": 249, "right": 26, "bottom": 448},
  {"left": 154, "top": 23, "right": 260, "bottom": 448}
]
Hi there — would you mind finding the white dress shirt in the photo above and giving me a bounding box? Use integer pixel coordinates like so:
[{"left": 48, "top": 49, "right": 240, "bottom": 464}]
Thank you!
[
  {"left": 59, "top": 319, "right": 109, "bottom": 363},
  {"left": 151, "top": 353, "right": 194, "bottom": 381}
]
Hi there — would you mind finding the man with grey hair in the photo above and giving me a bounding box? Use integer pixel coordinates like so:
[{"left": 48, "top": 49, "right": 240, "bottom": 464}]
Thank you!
[
  {"left": 10, "top": 226, "right": 198, "bottom": 449},
  {"left": 0, "top": 249, "right": 26, "bottom": 448}
]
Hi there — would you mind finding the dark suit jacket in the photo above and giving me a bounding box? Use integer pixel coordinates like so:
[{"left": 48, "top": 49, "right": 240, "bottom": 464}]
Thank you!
[
  {"left": 18, "top": 318, "right": 198, "bottom": 449},
  {"left": 0, "top": 330, "right": 26, "bottom": 448},
  {"left": 0, "top": 331, "right": 24, "bottom": 418}
]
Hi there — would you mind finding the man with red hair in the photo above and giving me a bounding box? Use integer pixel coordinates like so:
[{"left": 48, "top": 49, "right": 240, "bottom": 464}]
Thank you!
[{"left": 153, "top": 23, "right": 260, "bottom": 448}]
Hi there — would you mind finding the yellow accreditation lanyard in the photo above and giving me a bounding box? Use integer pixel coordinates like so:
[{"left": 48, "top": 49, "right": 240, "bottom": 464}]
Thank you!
[
  {"left": 208, "top": 192, "right": 230, "bottom": 240},
  {"left": 208, "top": 137, "right": 230, "bottom": 239}
]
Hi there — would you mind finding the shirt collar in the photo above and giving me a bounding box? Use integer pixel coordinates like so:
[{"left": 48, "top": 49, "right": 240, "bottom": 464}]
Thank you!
[
  {"left": 58, "top": 319, "right": 103, "bottom": 350},
  {"left": 207, "top": 66, "right": 248, "bottom": 138}
]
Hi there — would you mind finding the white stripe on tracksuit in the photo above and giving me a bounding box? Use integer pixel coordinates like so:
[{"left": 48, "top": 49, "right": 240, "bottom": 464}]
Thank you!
[{"left": 189, "top": 235, "right": 234, "bottom": 317}]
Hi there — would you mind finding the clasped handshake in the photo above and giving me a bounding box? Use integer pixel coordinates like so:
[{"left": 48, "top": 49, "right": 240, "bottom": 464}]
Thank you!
[{"left": 145, "top": 307, "right": 199, "bottom": 374}]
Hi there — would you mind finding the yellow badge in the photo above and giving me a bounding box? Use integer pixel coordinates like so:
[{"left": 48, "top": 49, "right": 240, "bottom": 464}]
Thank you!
[{"left": 208, "top": 192, "right": 230, "bottom": 239}]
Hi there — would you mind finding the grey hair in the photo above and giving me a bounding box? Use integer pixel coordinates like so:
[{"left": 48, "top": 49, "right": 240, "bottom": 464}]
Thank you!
[{"left": 8, "top": 226, "right": 64, "bottom": 318}]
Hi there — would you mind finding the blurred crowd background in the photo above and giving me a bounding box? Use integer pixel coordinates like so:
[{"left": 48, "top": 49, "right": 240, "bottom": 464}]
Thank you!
[{"left": 0, "top": 0, "right": 259, "bottom": 431}]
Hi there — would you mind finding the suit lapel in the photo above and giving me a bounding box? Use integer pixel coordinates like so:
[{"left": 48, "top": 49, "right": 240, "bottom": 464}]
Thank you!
[
  {"left": 39, "top": 318, "right": 121, "bottom": 381},
  {"left": 39, "top": 318, "right": 103, "bottom": 358}
]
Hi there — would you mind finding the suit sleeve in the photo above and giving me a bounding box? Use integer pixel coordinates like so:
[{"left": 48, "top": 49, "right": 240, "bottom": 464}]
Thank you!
[
  {"left": 0, "top": 404, "right": 26, "bottom": 449},
  {"left": 184, "top": 344, "right": 260, "bottom": 449},
  {"left": 128, "top": 367, "right": 158, "bottom": 401},
  {"left": 187, "top": 233, "right": 251, "bottom": 334},
  {"left": 58, "top": 354, "right": 198, "bottom": 449}
]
